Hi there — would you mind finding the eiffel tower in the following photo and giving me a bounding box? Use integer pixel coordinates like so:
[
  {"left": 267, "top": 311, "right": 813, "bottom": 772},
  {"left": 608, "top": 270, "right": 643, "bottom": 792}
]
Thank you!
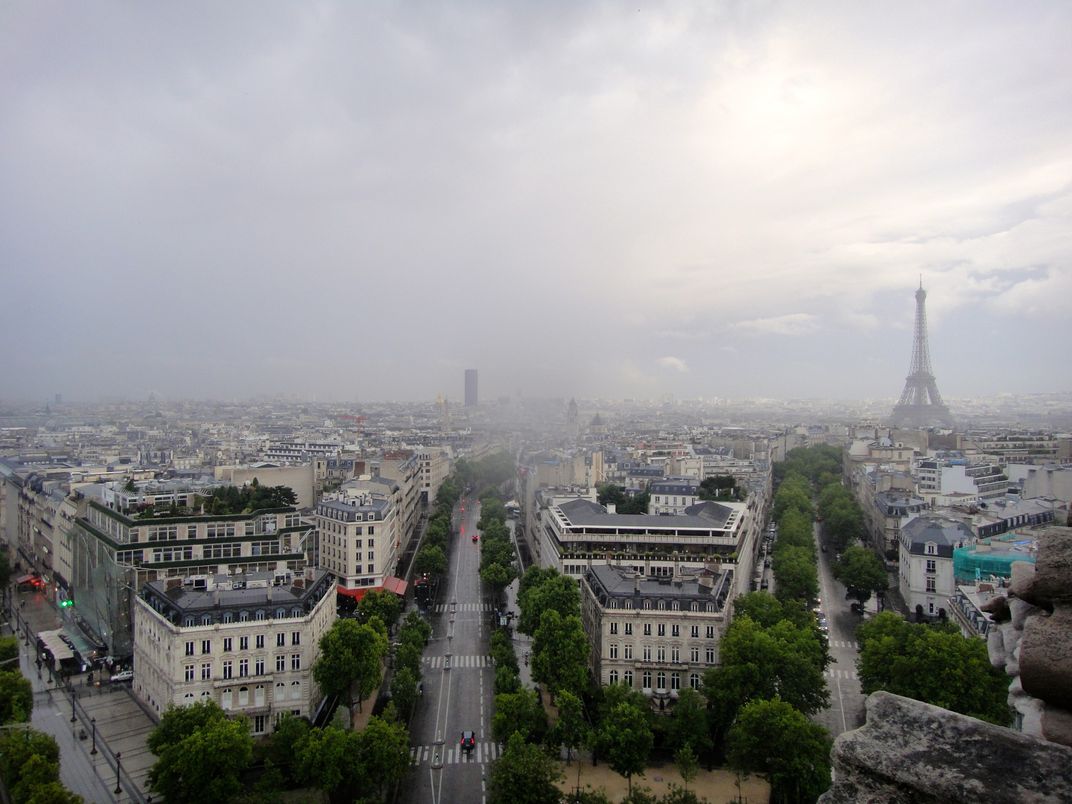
[{"left": 890, "top": 281, "right": 954, "bottom": 428}]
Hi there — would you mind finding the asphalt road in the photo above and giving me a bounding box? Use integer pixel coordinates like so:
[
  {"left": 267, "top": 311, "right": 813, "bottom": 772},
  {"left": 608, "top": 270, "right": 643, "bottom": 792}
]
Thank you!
[
  {"left": 401, "top": 499, "right": 496, "bottom": 804},
  {"left": 812, "top": 522, "right": 868, "bottom": 737}
]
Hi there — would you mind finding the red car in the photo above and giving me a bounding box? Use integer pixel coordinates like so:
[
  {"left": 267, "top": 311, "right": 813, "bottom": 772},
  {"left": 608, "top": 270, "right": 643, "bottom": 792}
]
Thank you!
[
  {"left": 460, "top": 731, "right": 476, "bottom": 754},
  {"left": 472, "top": 534, "right": 479, "bottom": 543}
]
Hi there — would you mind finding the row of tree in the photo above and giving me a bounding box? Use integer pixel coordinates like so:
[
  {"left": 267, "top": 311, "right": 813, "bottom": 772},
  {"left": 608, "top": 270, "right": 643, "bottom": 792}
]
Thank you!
[{"left": 479, "top": 492, "right": 519, "bottom": 603}]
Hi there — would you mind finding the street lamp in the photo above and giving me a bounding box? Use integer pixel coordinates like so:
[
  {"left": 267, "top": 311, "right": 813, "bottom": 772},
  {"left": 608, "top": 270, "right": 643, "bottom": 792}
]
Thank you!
[
  {"left": 90, "top": 717, "right": 97, "bottom": 755},
  {"left": 114, "top": 751, "right": 122, "bottom": 795},
  {"left": 70, "top": 696, "right": 76, "bottom": 723}
]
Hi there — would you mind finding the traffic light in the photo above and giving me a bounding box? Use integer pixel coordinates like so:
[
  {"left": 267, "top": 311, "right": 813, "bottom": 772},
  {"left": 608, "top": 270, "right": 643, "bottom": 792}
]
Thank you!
[{"left": 59, "top": 599, "right": 73, "bottom": 608}]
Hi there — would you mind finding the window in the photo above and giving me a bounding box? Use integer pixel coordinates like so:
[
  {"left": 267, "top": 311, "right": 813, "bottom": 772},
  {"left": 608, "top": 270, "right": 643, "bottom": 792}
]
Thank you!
[
  {"left": 239, "top": 659, "right": 249, "bottom": 677},
  {"left": 926, "top": 542, "right": 937, "bottom": 556},
  {"left": 291, "top": 631, "right": 301, "bottom": 646},
  {"left": 624, "top": 623, "right": 633, "bottom": 636},
  {"left": 238, "top": 686, "right": 249, "bottom": 706},
  {"left": 705, "top": 647, "right": 715, "bottom": 663},
  {"left": 705, "top": 626, "right": 715, "bottom": 639},
  {"left": 690, "top": 626, "right": 699, "bottom": 639},
  {"left": 183, "top": 693, "right": 194, "bottom": 706},
  {"left": 290, "top": 681, "right": 301, "bottom": 700},
  {"left": 926, "top": 577, "right": 936, "bottom": 593},
  {"left": 291, "top": 654, "right": 301, "bottom": 671},
  {"left": 254, "top": 714, "right": 267, "bottom": 734},
  {"left": 642, "top": 645, "right": 651, "bottom": 661},
  {"left": 240, "top": 636, "right": 249, "bottom": 651},
  {"left": 671, "top": 647, "right": 680, "bottom": 663},
  {"left": 689, "top": 673, "right": 700, "bottom": 690},
  {"left": 671, "top": 625, "right": 679, "bottom": 637},
  {"left": 277, "top": 633, "right": 286, "bottom": 647},
  {"left": 657, "top": 624, "right": 665, "bottom": 637},
  {"left": 184, "top": 665, "right": 195, "bottom": 682},
  {"left": 223, "top": 638, "right": 233, "bottom": 653},
  {"left": 185, "top": 641, "right": 195, "bottom": 657},
  {"left": 255, "top": 685, "right": 265, "bottom": 706},
  {"left": 926, "top": 559, "right": 936, "bottom": 574},
  {"left": 690, "top": 646, "right": 700, "bottom": 663},
  {"left": 276, "top": 655, "right": 285, "bottom": 673},
  {"left": 223, "top": 660, "right": 233, "bottom": 680},
  {"left": 623, "top": 670, "right": 634, "bottom": 688},
  {"left": 609, "top": 622, "right": 619, "bottom": 635},
  {"left": 608, "top": 670, "right": 619, "bottom": 685},
  {"left": 201, "top": 663, "right": 212, "bottom": 680},
  {"left": 657, "top": 646, "right": 665, "bottom": 662},
  {"left": 256, "top": 635, "right": 265, "bottom": 649},
  {"left": 642, "top": 670, "right": 652, "bottom": 688},
  {"left": 609, "top": 644, "right": 618, "bottom": 660},
  {"left": 671, "top": 672, "right": 681, "bottom": 690},
  {"left": 624, "top": 645, "right": 633, "bottom": 660},
  {"left": 201, "top": 640, "right": 211, "bottom": 655},
  {"left": 643, "top": 624, "right": 652, "bottom": 636},
  {"left": 657, "top": 671, "right": 665, "bottom": 689},
  {"left": 255, "top": 658, "right": 265, "bottom": 676},
  {"left": 275, "top": 681, "right": 286, "bottom": 700},
  {"left": 222, "top": 689, "right": 233, "bottom": 709}
]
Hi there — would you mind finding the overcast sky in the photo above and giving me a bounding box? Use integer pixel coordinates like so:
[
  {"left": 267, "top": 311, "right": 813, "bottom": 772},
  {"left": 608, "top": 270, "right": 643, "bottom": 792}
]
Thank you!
[{"left": 2, "top": 2, "right": 1070, "bottom": 404}]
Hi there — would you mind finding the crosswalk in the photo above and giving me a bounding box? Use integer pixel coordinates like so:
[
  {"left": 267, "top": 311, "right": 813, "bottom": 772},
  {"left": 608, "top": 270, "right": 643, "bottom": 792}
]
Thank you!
[
  {"left": 432, "top": 602, "right": 498, "bottom": 612},
  {"left": 410, "top": 741, "right": 503, "bottom": 766},
  {"left": 825, "top": 668, "right": 859, "bottom": 680},
  {"left": 421, "top": 654, "right": 493, "bottom": 669},
  {"left": 828, "top": 640, "right": 858, "bottom": 650}
]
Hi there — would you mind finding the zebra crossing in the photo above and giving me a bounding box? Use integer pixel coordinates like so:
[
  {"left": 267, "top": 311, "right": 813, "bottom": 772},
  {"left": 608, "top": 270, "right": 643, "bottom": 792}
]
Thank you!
[
  {"left": 421, "top": 654, "right": 493, "bottom": 669},
  {"left": 410, "top": 741, "right": 503, "bottom": 766},
  {"left": 825, "top": 668, "right": 859, "bottom": 681},
  {"left": 829, "top": 640, "right": 858, "bottom": 650},
  {"left": 433, "top": 602, "right": 497, "bottom": 612}
]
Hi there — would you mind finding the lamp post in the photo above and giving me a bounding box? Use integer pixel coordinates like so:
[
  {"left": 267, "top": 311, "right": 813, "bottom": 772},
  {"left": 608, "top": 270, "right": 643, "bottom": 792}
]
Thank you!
[
  {"left": 114, "top": 751, "right": 122, "bottom": 795},
  {"left": 70, "top": 696, "right": 76, "bottom": 723},
  {"left": 90, "top": 717, "right": 97, "bottom": 755}
]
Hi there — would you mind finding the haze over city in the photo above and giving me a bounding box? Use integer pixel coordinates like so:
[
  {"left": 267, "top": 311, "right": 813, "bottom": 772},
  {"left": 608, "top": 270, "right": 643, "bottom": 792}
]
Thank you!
[{"left": 3, "top": 1, "right": 1071, "bottom": 403}]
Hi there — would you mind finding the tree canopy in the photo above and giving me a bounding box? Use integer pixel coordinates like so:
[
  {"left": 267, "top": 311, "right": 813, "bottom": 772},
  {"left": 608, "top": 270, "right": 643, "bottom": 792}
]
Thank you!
[
  {"left": 596, "top": 702, "right": 653, "bottom": 795},
  {"left": 313, "top": 618, "right": 389, "bottom": 719},
  {"left": 531, "top": 610, "right": 590, "bottom": 698},
  {"left": 148, "top": 711, "right": 254, "bottom": 803},
  {"left": 833, "top": 546, "right": 887, "bottom": 605},
  {"left": 492, "top": 689, "right": 549, "bottom": 744},
  {"left": 488, "top": 732, "right": 563, "bottom": 804},
  {"left": 517, "top": 567, "right": 581, "bottom": 635}
]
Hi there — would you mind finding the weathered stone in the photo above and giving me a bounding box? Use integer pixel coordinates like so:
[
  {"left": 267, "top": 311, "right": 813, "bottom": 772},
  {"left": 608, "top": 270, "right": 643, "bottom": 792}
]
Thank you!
[
  {"left": 1009, "top": 560, "right": 1037, "bottom": 600},
  {"left": 1020, "top": 609, "right": 1072, "bottom": 711},
  {"left": 1031, "top": 529, "right": 1072, "bottom": 603},
  {"left": 819, "top": 692, "right": 1072, "bottom": 804},
  {"left": 980, "top": 593, "right": 1010, "bottom": 622},
  {"left": 1003, "top": 623, "right": 1021, "bottom": 657},
  {"left": 987, "top": 627, "right": 1006, "bottom": 669},
  {"left": 1009, "top": 597, "right": 1041, "bottom": 630},
  {"left": 1009, "top": 677, "right": 1045, "bottom": 737},
  {"left": 1041, "top": 705, "right": 1072, "bottom": 748}
]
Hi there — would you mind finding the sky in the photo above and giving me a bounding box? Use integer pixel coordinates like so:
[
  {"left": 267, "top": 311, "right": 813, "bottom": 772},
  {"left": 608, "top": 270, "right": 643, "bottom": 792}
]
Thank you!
[{"left": 2, "top": 1, "right": 1070, "bottom": 404}]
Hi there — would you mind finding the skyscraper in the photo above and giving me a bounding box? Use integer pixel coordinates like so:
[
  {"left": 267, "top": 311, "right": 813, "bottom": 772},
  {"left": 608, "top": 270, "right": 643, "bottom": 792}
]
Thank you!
[{"left": 464, "top": 369, "right": 478, "bottom": 408}]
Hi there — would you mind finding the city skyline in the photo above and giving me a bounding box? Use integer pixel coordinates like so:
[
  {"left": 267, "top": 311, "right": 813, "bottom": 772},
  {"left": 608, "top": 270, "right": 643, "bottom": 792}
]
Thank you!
[{"left": 2, "top": 3, "right": 1070, "bottom": 403}]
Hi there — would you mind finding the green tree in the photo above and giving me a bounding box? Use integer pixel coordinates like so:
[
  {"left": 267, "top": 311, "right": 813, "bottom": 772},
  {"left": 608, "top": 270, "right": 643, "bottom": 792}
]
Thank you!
[
  {"left": 552, "top": 689, "right": 587, "bottom": 764},
  {"left": 0, "top": 635, "right": 17, "bottom": 664},
  {"left": 532, "top": 610, "right": 590, "bottom": 699},
  {"left": 727, "top": 698, "right": 831, "bottom": 804},
  {"left": 295, "top": 725, "right": 364, "bottom": 803},
  {"left": 518, "top": 571, "right": 581, "bottom": 635},
  {"left": 356, "top": 590, "right": 403, "bottom": 630},
  {"left": 833, "top": 546, "right": 888, "bottom": 606},
  {"left": 314, "top": 619, "right": 389, "bottom": 720},
  {"left": 772, "top": 546, "right": 819, "bottom": 604},
  {"left": 857, "top": 612, "right": 1010, "bottom": 724},
  {"left": 147, "top": 699, "right": 229, "bottom": 755},
  {"left": 263, "top": 712, "right": 310, "bottom": 788},
  {"left": 667, "top": 689, "right": 711, "bottom": 757},
  {"left": 148, "top": 716, "right": 254, "bottom": 803},
  {"left": 413, "top": 544, "right": 448, "bottom": 578},
  {"left": 674, "top": 743, "right": 700, "bottom": 794},
  {"left": 495, "top": 665, "right": 521, "bottom": 694},
  {"left": 733, "top": 592, "right": 811, "bottom": 630},
  {"left": 596, "top": 702, "right": 652, "bottom": 795},
  {"left": 0, "top": 729, "right": 59, "bottom": 794},
  {"left": 488, "top": 732, "right": 563, "bottom": 804},
  {"left": 355, "top": 715, "right": 410, "bottom": 800},
  {"left": 492, "top": 689, "right": 549, "bottom": 744},
  {"left": 0, "top": 670, "right": 33, "bottom": 723},
  {"left": 481, "top": 560, "right": 518, "bottom": 603},
  {"left": 698, "top": 475, "right": 739, "bottom": 501},
  {"left": 390, "top": 666, "right": 418, "bottom": 720},
  {"left": 23, "top": 782, "right": 83, "bottom": 804}
]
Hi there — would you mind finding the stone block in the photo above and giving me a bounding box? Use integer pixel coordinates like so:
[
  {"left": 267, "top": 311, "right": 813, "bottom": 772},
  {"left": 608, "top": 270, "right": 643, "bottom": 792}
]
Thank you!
[
  {"left": 1031, "top": 529, "right": 1072, "bottom": 603},
  {"left": 986, "top": 627, "right": 1006, "bottom": 669},
  {"left": 1009, "top": 597, "right": 1040, "bottom": 630},
  {"left": 1041, "top": 705, "right": 1072, "bottom": 748},
  {"left": 1008, "top": 560, "right": 1036, "bottom": 599},
  {"left": 1020, "top": 609, "right": 1072, "bottom": 711}
]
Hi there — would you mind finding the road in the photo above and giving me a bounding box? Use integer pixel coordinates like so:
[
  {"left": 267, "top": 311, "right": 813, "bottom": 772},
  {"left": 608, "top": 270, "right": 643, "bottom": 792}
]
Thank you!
[
  {"left": 812, "top": 522, "right": 868, "bottom": 737},
  {"left": 401, "top": 499, "right": 497, "bottom": 804}
]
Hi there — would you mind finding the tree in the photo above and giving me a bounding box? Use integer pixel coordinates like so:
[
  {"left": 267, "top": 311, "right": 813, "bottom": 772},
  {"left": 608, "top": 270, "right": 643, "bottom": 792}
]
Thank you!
[
  {"left": 674, "top": 744, "right": 699, "bottom": 794},
  {"left": 597, "top": 702, "right": 652, "bottom": 795},
  {"left": 0, "top": 670, "right": 33, "bottom": 723},
  {"left": 532, "top": 610, "right": 590, "bottom": 699},
  {"left": 667, "top": 689, "right": 711, "bottom": 757},
  {"left": 355, "top": 716, "right": 411, "bottom": 800},
  {"left": 147, "top": 699, "right": 229, "bottom": 755},
  {"left": 732, "top": 592, "right": 811, "bottom": 630},
  {"left": 413, "top": 545, "right": 447, "bottom": 578},
  {"left": 518, "top": 571, "right": 581, "bottom": 635},
  {"left": 857, "top": 612, "right": 1011, "bottom": 724},
  {"left": 390, "top": 666, "right": 418, "bottom": 720},
  {"left": 495, "top": 665, "right": 521, "bottom": 694},
  {"left": 481, "top": 560, "right": 517, "bottom": 603},
  {"left": 727, "top": 698, "right": 831, "bottom": 804},
  {"left": 263, "top": 712, "right": 310, "bottom": 788},
  {"left": 772, "top": 546, "right": 819, "bottom": 605},
  {"left": 488, "top": 732, "right": 563, "bottom": 804},
  {"left": 314, "top": 619, "right": 388, "bottom": 720},
  {"left": 552, "top": 689, "right": 587, "bottom": 764},
  {"left": 492, "top": 689, "right": 549, "bottom": 744},
  {"left": 356, "top": 590, "right": 403, "bottom": 630},
  {"left": 698, "top": 475, "right": 739, "bottom": 501},
  {"left": 23, "top": 782, "right": 83, "bottom": 804},
  {"left": 295, "top": 725, "right": 364, "bottom": 803},
  {"left": 833, "top": 546, "right": 887, "bottom": 606},
  {"left": 148, "top": 716, "right": 254, "bottom": 803},
  {"left": 0, "top": 729, "right": 60, "bottom": 793}
]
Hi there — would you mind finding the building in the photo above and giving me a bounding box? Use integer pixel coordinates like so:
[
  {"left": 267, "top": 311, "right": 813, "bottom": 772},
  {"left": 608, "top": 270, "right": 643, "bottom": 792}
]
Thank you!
[
  {"left": 133, "top": 568, "right": 335, "bottom": 734},
  {"left": 897, "top": 516, "right": 975, "bottom": 619},
  {"left": 649, "top": 479, "right": 700, "bottom": 515},
  {"left": 580, "top": 563, "right": 733, "bottom": 700},
  {"left": 915, "top": 457, "right": 1009, "bottom": 503},
  {"left": 416, "top": 448, "right": 452, "bottom": 504},
  {"left": 70, "top": 483, "right": 311, "bottom": 657},
  {"left": 464, "top": 369, "right": 478, "bottom": 408},
  {"left": 214, "top": 463, "right": 317, "bottom": 509}
]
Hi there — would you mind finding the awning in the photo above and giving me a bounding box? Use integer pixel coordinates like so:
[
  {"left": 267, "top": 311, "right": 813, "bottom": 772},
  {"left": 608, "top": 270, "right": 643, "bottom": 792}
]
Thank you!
[
  {"left": 37, "top": 630, "right": 75, "bottom": 662},
  {"left": 383, "top": 576, "right": 408, "bottom": 596},
  {"left": 336, "top": 586, "right": 380, "bottom": 601}
]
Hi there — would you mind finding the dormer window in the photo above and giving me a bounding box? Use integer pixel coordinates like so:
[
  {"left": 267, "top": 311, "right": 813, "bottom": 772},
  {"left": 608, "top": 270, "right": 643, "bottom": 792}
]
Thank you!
[{"left": 925, "top": 542, "right": 937, "bottom": 556}]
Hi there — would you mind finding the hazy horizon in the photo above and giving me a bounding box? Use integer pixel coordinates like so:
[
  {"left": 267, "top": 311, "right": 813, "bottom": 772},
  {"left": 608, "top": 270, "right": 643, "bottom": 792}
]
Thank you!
[{"left": 3, "top": 2, "right": 1070, "bottom": 403}]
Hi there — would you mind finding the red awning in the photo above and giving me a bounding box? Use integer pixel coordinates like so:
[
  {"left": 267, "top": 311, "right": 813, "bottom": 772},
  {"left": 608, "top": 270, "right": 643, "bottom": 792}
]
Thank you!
[
  {"left": 336, "top": 586, "right": 380, "bottom": 601},
  {"left": 383, "top": 576, "right": 408, "bottom": 596}
]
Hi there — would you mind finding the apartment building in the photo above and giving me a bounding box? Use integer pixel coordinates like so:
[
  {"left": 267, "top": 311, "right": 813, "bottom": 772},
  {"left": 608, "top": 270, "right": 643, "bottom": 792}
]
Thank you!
[
  {"left": 915, "top": 457, "right": 1009, "bottom": 503},
  {"left": 314, "top": 484, "right": 404, "bottom": 601},
  {"left": 416, "top": 448, "right": 451, "bottom": 504},
  {"left": 898, "top": 516, "right": 975, "bottom": 619},
  {"left": 648, "top": 479, "right": 700, "bottom": 515},
  {"left": 580, "top": 563, "right": 733, "bottom": 698},
  {"left": 71, "top": 483, "right": 311, "bottom": 657},
  {"left": 133, "top": 568, "right": 335, "bottom": 734}
]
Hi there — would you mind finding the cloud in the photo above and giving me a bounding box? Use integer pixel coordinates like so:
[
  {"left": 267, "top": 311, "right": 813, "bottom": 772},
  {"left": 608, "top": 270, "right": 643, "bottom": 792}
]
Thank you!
[
  {"left": 657, "top": 356, "right": 689, "bottom": 373},
  {"left": 734, "top": 314, "right": 820, "bottom": 337}
]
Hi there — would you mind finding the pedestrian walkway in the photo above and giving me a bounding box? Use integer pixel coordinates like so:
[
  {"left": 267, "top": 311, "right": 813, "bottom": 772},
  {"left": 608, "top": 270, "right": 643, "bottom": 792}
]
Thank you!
[
  {"left": 410, "top": 740, "right": 503, "bottom": 766},
  {"left": 432, "top": 602, "right": 497, "bottom": 613},
  {"left": 825, "top": 668, "right": 859, "bottom": 681},
  {"left": 420, "top": 654, "right": 493, "bottom": 669},
  {"left": 829, "top": 640, "right": 858, "bottom": 650}
]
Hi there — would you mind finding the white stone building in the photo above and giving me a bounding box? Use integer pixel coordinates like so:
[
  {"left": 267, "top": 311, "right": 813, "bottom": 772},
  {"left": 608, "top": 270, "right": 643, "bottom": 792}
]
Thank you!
[
  {"left": 133, "top": 568, "right": 336, "bottom": 735},
  {"left": 898, "top": 516, "right": 974, "bottom": 618}
]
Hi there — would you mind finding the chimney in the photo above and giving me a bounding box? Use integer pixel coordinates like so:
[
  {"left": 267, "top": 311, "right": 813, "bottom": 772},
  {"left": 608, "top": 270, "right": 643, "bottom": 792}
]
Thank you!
[
  {"left": 634, "top": 573, "right": 642, "bottom": 593},
  {"left": 607, "top": 503, "right": 617, "bottom": 514}
]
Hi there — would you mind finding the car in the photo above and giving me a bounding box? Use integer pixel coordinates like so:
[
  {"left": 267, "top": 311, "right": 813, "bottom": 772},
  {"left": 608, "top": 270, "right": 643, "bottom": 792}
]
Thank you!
[
  {"left": 110, "top": 670, "right": 133, "bottom": 684},
  {"left": 821, "top": 544, "right": 828, "bottom": 553},
  {"left": 760, "top": 579, "right": 769, "bottom": 590},
  {"left": 460, "top": 731, "right": 476, "bottom": 754},
  {"left": 472, "top": 534, "right": 478, "bottom": 543},
  {"left": 763, "top": 558, "right": 771, "bottom": 568}
]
